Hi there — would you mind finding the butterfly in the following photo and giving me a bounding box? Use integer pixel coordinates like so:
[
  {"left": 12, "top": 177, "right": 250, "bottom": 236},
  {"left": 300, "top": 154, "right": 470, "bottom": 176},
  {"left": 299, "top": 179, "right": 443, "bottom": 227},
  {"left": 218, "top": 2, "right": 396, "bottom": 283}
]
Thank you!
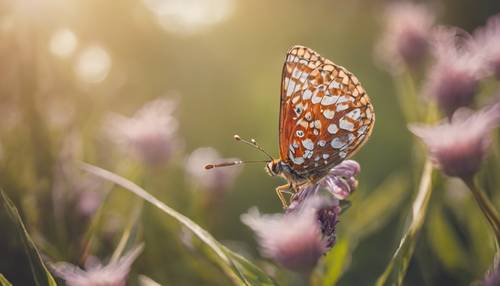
[{"left": 206, "top": 45, "right": 375, "bottom": 208}]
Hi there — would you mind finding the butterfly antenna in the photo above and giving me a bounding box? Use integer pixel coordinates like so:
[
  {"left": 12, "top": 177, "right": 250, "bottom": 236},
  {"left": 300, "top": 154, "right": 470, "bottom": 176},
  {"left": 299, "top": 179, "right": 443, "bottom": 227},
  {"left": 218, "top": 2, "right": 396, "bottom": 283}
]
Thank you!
[
  {"left": 233, "top": 134, "right": 274, "bottom": 161},
  {"left": 204, "top": 160, "right": 267, "bottom": 170}
]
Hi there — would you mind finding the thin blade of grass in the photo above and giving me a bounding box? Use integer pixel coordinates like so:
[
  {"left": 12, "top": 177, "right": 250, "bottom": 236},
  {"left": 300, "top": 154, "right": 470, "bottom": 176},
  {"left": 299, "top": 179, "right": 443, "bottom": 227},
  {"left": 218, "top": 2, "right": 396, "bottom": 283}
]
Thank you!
[
  {"left": 319, "top": 239, "right": 350, "bottom": 286},
  {"left": 375, "top": 160, "right": 434, "bottom": 286},
  {"left": 427, "top": 206, "right": 468, "bottom": 272},
  {"left": 0, "top": 190, "right": 57, "bottom": 286},
  {"left": 344, "top": 173, "right": 409, "bottom": 242},
  {"left": 0, "top": 274, "right": 13, "bottom": 286},
  {"left": 111, "top": 199, "right": 143, "bottom": 263},
  {"left": 80, "top": 162, "right": 278, "bottom": 286}
]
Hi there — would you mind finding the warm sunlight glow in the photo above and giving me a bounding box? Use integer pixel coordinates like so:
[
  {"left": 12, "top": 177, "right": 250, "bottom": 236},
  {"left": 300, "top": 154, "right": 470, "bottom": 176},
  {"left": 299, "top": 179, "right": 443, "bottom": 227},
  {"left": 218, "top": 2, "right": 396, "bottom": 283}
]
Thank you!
[
  {"left": 74, "top": 45, "right": 111, "bottom": 83},
  {"left": 49, "top": 28, "right": 78, "bottom": 58},
  {"left": 143, "top": 0, "right": 234, "bottom": 34}
]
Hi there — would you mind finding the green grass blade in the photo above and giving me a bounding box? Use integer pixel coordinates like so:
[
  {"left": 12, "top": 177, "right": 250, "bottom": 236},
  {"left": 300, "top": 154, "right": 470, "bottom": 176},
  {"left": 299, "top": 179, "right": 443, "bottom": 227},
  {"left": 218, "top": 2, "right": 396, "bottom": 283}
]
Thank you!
[
  {"left": 111, "top": 200, "right": 143, "bottom": 263},
  {"left": 375, "top": 161, "right": 434, "bottom": 286},
  {"left": 344, "top": 173, "right": 409, "bottom": 242},
  {"left": 0, "top": 274, "right": 13, "bottom": 286},
  {"left": 426, "top": 206, "right": 468, "bottom": 271},
  {"left": 319, "top": 239, "right": 350, "bottom": 286},
  {"left": 0, "top": 190, "right": 57, "bottom": 286},
  {"left": 80, "top": 162, "right": 278, "bottom": 286}
]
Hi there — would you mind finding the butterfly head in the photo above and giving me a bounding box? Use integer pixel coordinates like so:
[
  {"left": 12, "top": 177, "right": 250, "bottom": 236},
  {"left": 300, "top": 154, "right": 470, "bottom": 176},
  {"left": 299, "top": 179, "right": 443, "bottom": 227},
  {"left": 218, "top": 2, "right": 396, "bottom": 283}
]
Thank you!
[{"left": 266, "top": 159, "right": 283, "bottom": 176}]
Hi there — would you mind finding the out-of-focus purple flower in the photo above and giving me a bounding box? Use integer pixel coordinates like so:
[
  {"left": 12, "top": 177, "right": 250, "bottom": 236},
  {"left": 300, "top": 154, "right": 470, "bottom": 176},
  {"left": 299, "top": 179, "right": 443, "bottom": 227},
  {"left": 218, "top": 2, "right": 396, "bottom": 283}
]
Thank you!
[
  {"left": 185, "top": 147, "right": 241, "bottom": 193},
  {"left": 51, "top": 245, "right": 143, "bottom": 286},
  {"left": 283, "top": 160, "right": 359, "bottom": 249},
  {"left": 484, "top": 262, "right": 500, "bottom": 286},
  {"left": 409, "top": 102, "right": 500, "bottom": 179},
  {"left": 241, "top": 197, "right": 329, "bottom": 273},
  {"left": 293, "top": 160, "right": 360, "bottom": 203},
  {"left": 375, "top": 2, "right": 435, "bottom": 73},
  {"left": 423, "top": 27, "right": 485, "bottom": 118},
  {"left": 52, "top": 132, "right": 107, "bottom": 219},
  {"left": 105, "top": 98, "right": 180, "bottom": 167},
  {"left": 474, "top": 14, "right": 500, "bottom": 79}
]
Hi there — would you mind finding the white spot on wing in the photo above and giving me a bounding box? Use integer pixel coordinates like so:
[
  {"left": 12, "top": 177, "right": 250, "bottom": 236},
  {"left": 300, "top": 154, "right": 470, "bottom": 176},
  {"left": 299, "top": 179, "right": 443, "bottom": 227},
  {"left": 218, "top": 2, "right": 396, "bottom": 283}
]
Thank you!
[
  {"left": 313, "top": 120, "right": 321, "bottom": 129},
  {"left": 336, "top": 104, "right": 349, "bottom": 112},
  {"left": 323, "top": 109, "right": 335, "bottom": 119},
  {"left": 331, "top": 137, "right": 344, "bottom": 149},
  {"left": 358, "top": 125, "right": 368, "bottom": 134},
  {"left": 299, "top": 72, "right": 309, "bottom": 83},
  {"left": 328, "top": 81, "right": 341, "bottom": 89},
  {"left": 303, "top": 89, "right": 313, "bottom": 100},
  {"left": 327, "top": 124, "right": 338, "bottom": 134},
  {"left": 311, "top": 90, "right": 322, "bottom": 104},
  {"left": 318, "top": 140, "right": 326, "bottom": 147},
  {"left": 292, "top": 156, "right": 305, "bottom": 165},
  {"left": 339, "top": 118, "right": 355, "bottom": 131},
  {"left": 304, "top": 150, "right": 313, "bottom": 158},
  {"left": 321, "top": 95, "right": 339, "bottom": 106},
  {"left": 346, "top": 108, "right": 361, "bottom": 120},
  {"left": 302, "top": 138, "right": 314, "bottom": 150},
  {"left": 287, "top": 81, "right": 296, "bottom": 97}
]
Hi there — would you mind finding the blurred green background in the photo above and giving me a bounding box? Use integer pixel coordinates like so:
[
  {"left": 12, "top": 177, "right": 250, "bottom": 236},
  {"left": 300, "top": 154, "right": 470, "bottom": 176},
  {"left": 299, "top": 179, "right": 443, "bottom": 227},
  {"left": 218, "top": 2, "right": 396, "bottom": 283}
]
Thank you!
[{"left": 1, "top": 0, "right": 500, "bottom": 285}]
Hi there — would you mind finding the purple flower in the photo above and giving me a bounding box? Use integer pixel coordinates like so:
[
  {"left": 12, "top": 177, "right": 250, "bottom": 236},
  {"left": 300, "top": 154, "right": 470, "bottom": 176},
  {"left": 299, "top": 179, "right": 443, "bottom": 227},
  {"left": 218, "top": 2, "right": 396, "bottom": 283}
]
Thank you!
[
  {"left": 105, "top": 98, "right": 180, "bottom": 167},
  {"left": 375, "top": 2, "right": 435, "bottom": 73},
  {"left": 185, "top": 147, "right": 241, "bottom": 193},
  {"left": 474, "top": 14, "right": 500, "bottom": 79},
  {"left": 241, "top": 197, "right": 331, "bottom": 273},
  {"left": 293, "top": 160, "right": 360, "bottom": 203},
  {"left": 51, "top": 245, "right": 143, "bottom": 286},
  {"left": 423, "top": 27, "right": 485, "bottom": 118},
  {"left": 52, "top": 132, "right": 107, "bottom": 219},
  {"left": 484, "top": 262, "right": 500, "bottom": 286},
  {"left": 409, "top": 102, "right": 500, "bottom": 179}
]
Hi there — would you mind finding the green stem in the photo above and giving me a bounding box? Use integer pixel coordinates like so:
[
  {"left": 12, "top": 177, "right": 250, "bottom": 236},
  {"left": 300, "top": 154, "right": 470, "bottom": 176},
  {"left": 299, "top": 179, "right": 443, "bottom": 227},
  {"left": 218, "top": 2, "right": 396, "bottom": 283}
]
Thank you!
[{"left": 462, "top": 176, "right": 500, "bottom": 244}]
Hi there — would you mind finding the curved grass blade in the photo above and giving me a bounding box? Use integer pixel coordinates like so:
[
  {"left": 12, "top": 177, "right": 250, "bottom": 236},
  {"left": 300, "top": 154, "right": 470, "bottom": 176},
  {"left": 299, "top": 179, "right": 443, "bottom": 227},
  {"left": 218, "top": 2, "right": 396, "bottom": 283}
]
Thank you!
[
  {"left": 344, "top": 173, "right": 409, "bottom": 242},
  {"left": 375, "top": 160, "right": 434, "bottom": 286},
  {"left": 0, "top": 274, "right": 13, "bottom": 286},
  {"left": 0, "top": 190, "right": 57, "bottom": 286},
  {"left": 80, "top": 162, "right": 278, "bottom": 286}
]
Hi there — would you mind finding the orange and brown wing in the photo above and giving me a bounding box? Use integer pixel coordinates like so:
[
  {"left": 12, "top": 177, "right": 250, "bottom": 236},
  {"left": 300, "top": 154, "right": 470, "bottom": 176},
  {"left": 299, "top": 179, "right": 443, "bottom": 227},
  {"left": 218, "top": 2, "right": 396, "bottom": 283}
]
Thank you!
[{"left": 278, "top": 45, "right": 375, "bottom": 177}]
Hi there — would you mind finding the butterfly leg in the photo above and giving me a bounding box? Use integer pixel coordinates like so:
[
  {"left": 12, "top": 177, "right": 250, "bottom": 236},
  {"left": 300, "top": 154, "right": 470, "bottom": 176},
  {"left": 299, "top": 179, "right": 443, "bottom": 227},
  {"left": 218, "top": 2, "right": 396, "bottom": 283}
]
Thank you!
[{"left": 275, "top": 184, "right": 291, "bottom": 209}]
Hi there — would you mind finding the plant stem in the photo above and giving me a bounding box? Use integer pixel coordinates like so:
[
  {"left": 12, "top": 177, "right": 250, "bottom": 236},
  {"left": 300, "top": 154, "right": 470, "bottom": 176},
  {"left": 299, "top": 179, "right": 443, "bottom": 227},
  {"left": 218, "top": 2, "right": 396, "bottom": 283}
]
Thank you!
[{"left": 463, "top": 176, "right": 500, "bottom": 244}]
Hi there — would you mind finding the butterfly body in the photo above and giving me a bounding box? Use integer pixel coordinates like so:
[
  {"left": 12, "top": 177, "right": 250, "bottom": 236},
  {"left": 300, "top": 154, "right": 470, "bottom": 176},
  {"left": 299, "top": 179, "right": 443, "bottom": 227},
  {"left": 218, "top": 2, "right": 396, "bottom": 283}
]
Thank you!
[
  {"left": 267, "top": 159, "right": 307, "bottom": 185},
  {"left": 272, "top": 45, "right": 375, "bottom": 207}
]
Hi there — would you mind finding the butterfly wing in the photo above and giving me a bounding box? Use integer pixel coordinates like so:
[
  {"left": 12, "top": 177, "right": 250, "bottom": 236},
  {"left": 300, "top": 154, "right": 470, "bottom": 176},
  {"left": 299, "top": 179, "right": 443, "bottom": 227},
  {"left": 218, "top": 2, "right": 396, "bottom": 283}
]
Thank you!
[{"left": 279, "top": 45, "right": 375, "bottom": 178}]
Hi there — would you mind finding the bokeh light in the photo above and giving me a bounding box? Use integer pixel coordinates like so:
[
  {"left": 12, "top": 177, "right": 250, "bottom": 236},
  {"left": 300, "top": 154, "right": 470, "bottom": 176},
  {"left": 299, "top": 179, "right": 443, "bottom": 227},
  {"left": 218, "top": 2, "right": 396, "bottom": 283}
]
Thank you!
[
  {"left": 74, "top": 45, "right": 111, "bottom": 83},
  {"left": 143, "top": 0, "right": 235, "bottom": 34},
  {"left": 49, "top": 28, "right": 78, "bottom": 58}
]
